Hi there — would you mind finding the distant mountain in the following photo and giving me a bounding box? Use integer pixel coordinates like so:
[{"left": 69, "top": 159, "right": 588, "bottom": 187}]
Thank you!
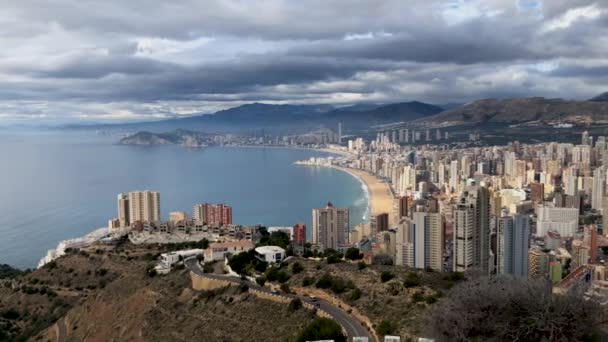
[
  {"left": 422, "top": 97, "right": 608, "bottom": 125},
  {"left": 590, "top": 92, "right": 608, "bottom": 102},
  {"left": 324, "top": 101, "right": 443, "bottom": 128},
  {"left": 67, "top": 101, "right": 442, "bottom": 133},
  {"left": 331, "top": 103, "right": 382, "bottom": 112}
]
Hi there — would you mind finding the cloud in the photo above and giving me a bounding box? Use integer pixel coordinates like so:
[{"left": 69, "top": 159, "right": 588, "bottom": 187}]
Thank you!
[{"left": 0, "top": 0, "right": 607, "bottom": 124}]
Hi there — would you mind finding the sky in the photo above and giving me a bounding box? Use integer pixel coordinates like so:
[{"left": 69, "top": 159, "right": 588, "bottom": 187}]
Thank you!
[{"left": 1, "top": 0, "right": 608, "bottom": 125}]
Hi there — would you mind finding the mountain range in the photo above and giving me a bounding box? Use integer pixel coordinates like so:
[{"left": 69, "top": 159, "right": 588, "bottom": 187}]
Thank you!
[
  {"left": 67, "top": 92, "right": 608, "bottom": 133},
  {"left": 422, "top": 97, "right": 608, "bottom": 125}
]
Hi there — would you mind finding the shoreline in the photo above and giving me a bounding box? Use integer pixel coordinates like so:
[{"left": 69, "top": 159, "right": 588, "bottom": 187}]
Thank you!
[
  {"left": 28, "top": 145, "right": 359, "bottom": 269},
  {"left": 325, "top": 165, "right": 395, "bottom": 226}
]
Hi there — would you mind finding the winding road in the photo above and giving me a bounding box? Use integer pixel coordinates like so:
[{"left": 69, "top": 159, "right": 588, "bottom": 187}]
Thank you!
[{"left": 184, "top": 258, "right": 373, "bottom": 342}]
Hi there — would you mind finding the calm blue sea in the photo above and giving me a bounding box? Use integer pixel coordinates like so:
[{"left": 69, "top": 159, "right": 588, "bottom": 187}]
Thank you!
[{"left": 0, "top": 131, "right": 367, "bottom": 268}]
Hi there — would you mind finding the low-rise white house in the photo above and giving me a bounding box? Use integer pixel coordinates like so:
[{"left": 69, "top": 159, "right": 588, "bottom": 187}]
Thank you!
[
  {"left": 160, "top": 249, "right": 204, "bottom": 267},
  {"left": 255, "top": 246, "right": 286, "bottom": 264},
  {"left": 204, "top": 241, "right": 255, "bottom": 261}
]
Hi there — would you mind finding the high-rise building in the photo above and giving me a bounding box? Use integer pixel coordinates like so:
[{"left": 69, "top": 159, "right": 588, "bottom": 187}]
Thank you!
[
  {"left": 312, "top": 202, "right": 349, "bottom": 251},
  {"left": 536, "top": 204, "right": 578, "bottom": 237},
  {"left": 374, "top": 213, "right": 389, "bottom": 232},
  {"left": 193, "top": 203, "right": 232, "bottom": 225},
  {"left": 530, "top": 182, "right": 544, "bottom": 204},
  {"left": 584, "top": 225, "right": 599, "bottom": 263},
  {"left": 293, "top": 223, "right": 307, "bottom": 245},
  {"left": 592, "top": 167, "right": 605, "bottom": 211},
  {"left": 495, "top": 214, "right": 529, "bottom": 277},
  {"left": 413, "top": 211, "right": 444, "bottom": 271},
  {"left": 117, "top": 193, "right": 130, "bottom": 227},
  {"left": 453, "top": 181, "right": 490, "bottom": 273},
  {"left": 398, "top": 196, "right": 411, "bottom": 218},
  {"left": 127, "top": 191, "right": 160, "bottom": 224}
]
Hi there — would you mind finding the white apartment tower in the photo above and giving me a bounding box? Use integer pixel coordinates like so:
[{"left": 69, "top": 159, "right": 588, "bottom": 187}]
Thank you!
[
  {"left": 312, "top": 202, "right": 349, "bottom": 251},
  {"left": 127, "top": 191, "right": 161, "bottom": 224},
  {"left": 593, "top": 166, "right": 605, "bottom": 212}
]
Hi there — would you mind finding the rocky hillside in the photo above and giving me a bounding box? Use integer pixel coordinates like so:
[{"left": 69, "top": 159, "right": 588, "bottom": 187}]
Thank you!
[
  {"left": 590, "top": 92, "right": 608, "bottom": 102},
  {"left": 422, "top": 97, "right": 608, "bottom": 125},
  {"left": 0, "top": 244, "right": 315, "bottom": 341},
  {"left": 119, "top": 129, "right": 216, "bottom": 147}
]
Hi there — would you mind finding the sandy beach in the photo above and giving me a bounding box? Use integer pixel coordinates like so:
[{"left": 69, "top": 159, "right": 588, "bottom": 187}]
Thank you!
[{"left": 332, "top": 166, "right": 396, "bottom": 225}]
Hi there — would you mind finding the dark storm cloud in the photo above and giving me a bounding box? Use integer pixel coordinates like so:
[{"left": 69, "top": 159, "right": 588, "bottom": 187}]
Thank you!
[{"left": 1, "top": 0, "right": 608, "bottom": 123}]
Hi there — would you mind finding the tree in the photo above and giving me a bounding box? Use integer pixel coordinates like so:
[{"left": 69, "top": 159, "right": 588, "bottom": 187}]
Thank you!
[
  {"left": 424, "top": 276, "right": 608, "bottom": 341},
  {"left": 345, "top": 247, "right": 363, "bottom": 260},
  {"left": 296, "top": 318, "right": 346, "bottom": 342}
]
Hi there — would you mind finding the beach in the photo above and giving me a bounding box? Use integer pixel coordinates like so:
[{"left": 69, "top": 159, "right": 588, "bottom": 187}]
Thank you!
[{"left": 332, "top": 166, "right": 396, "bottom": 225}]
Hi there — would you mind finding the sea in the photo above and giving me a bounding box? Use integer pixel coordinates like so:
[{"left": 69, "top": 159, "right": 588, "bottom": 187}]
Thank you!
[{"left": 0, "top": 131, "right": 368, "bottom": 269}]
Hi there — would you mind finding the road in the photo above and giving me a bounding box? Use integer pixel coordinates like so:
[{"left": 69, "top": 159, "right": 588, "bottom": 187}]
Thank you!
[
  {"left": 184, "top": 258, "right": 372, "bottom": 341},
  {"left": 55, "top": 317, "right": 67, "bottom": 342}
]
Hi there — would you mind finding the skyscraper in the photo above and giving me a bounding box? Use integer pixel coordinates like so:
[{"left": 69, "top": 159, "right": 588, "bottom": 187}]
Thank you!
[
  {"left": 312, "top": 202, "right": 349, "bottom": 251},
  {"left": 495, "top": 214, "right": 529, "bottom": 277},
  {"left": 592, "top": 167, "right": 605, "bottom": 211},
  {"left": 127, "top": 191, "right": 160, "bottom": 224},
  {"left": 398, "top": 196, "right": 411, "bottom": 218},
  {"left": 413, "top": 211, "right": 444, "bottom": 271},
  {"left": 117, "top": 193, "right": 130, "bottom": 227},
  {"left": 453, "top": 181, "right": 490, "bottom": 273}
]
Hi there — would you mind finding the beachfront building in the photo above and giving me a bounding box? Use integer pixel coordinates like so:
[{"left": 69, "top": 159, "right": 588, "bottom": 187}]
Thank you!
[
  {"left": 127, "top": 191, "right": 161, "bottom": 223},
  {"left": 193, "top": 203, "right": 232, "bottom": 225},
  {"left": 312, "top": 202, "right": 349, "bottom": 251}
]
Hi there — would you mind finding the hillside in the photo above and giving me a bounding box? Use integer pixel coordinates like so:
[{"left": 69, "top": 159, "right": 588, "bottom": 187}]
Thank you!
[
  {"left": 67, "top": 101, "right": 443, "bottom": 134},
  {"left": 422, "top": 97, "right": 608, "bottom": 125},
  {"left": 118, "top": 129, "right": 216, "bottom": 147},
  {"left": 0, "top": 244, "right": 316, "bottom": 341},
  {"left": 590, "top": 92, "right": 608, "bottom": 102}
]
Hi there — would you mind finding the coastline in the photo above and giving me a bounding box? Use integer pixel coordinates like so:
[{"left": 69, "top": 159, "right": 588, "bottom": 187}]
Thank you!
[{"left": 327, "top": 165, "right": 396, "bottom": 225}]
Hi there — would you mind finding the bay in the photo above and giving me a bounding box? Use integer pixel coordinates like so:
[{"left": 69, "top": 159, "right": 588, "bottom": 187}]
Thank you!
[{"left": 0, "top": 131, "right": 367, "bottom": 268}]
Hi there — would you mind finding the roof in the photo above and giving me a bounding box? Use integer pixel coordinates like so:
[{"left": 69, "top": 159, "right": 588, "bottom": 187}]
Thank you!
[
  {"left": 209, "top": 241, "right": 254, "bottom": 249},
  {"left": 255, "top": 246, "right": 285, "bottom": 254}
]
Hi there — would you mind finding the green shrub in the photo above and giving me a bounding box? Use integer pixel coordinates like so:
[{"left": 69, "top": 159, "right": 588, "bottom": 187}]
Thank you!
[
  {"left": 296, "top": 318, "right": 346, "bottom": 342},
  {"left": 345, "top": 247, "right": 363, "bottom": 260},
  {"left": 316, "top": 273, "right": 333, "bottom": 289},
  {"left": 349, "top": 287, "right": 362, "bottom": 301},
  {"left": 376, "top": 320, "right": 397, "bottom": 337},
  {"left": 357, "top": 261, "right": 367, "bottom": 270},
  {"left": 302, "top": 276, "right": 315, "bottom": 287},
  {"left": 380, "top": 271, "right": 395, "bottom": 282},
  {"left": 256, "top": 276, "right": 267, "bottom": 286},
  {"left": 404, "top": 272, "right": 421, "bottom": 288},
  {"left": 412, "top": 291, "right": 425, "bottom": 303},
  {"left": 288, "top": 298, "right": 303, "bottom": 312},
  {"left": 291, "top": 262, "right": 304, "bottom": 274}
]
